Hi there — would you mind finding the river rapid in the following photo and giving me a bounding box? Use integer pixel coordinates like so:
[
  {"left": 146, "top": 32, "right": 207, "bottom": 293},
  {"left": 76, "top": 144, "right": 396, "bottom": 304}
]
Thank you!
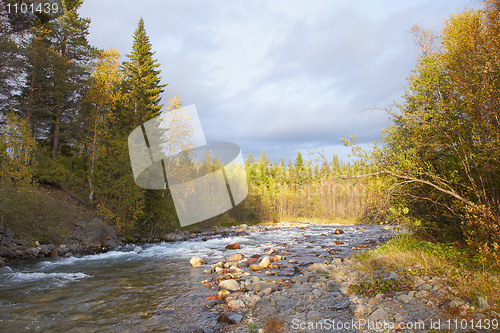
[{"left": 0, "top": 223, "right": 394, "bottom": 332}]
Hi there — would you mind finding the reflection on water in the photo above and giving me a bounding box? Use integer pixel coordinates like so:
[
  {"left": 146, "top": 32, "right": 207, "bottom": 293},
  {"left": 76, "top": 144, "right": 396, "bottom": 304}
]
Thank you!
[{"left": 0, "top": 224, "right": 394, "bottom": 332}]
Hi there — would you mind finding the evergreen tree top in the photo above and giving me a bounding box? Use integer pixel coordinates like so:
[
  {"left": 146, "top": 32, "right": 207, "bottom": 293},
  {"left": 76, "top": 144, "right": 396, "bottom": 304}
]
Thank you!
[{"left": 122, "top": 18, "right": 167, "bottom": 123}]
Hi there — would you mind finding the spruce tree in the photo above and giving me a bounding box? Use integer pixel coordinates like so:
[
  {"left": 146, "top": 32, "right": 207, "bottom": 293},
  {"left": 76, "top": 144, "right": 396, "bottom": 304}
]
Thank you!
[
  {"left": 122, "top": 18, "right": 167, "bottom": 126},
  {"left": 52, "top": 0, "right": 96, "bottom": 160}
]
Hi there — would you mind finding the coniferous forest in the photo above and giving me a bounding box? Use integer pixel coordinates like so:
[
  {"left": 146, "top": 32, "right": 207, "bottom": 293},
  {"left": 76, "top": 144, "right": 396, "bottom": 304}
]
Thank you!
[{"left": 1, "top": 0, "right": 500, "bottom": 269}]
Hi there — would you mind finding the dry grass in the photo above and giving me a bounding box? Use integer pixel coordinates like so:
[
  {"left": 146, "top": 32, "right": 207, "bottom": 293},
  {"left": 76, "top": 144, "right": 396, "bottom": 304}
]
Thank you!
[
  {"left": 262, "top": 315, "right": 285, "bottom": 333},
  {"left": 355, "top": 234, "right": 500, "bottom": 315}
]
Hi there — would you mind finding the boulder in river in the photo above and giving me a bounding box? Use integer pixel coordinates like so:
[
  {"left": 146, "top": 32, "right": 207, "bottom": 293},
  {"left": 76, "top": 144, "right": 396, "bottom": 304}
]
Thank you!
[
  {"left": 190, "top": 257, "right": 205, "bottom": 267},
  {"left": 163, "top": 233, "right": 185, "bottom": 242},
  {"left": 225, "top": 243, "right": 240, "bottom": 250},
  {"left": 228, "top": 253, "right": 244, "bottom": 262},
  {"left": 80, "top": 218, "right": 119, "bottom": 250},
  {"left": 219, "top": 279, "right": 240, "bottom": 291},
  {"left": 334, "top": 228, "right": 344, "bottom": 234}
]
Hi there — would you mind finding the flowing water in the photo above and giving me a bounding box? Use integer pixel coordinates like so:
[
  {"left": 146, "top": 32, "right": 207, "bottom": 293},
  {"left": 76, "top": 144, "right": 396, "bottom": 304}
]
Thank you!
[{"left": 0, "top": 224, "right": 394, "bottom": 332}]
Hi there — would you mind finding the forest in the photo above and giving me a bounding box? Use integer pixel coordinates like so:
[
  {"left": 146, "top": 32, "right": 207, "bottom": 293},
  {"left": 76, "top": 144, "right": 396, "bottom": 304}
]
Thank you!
[{"left": 0, "top": 0, "right": 499, "bottom": 268}]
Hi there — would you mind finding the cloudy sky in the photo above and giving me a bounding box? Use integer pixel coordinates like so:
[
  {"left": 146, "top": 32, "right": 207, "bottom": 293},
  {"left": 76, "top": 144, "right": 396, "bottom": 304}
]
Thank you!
[{"left": 79, "top": 0, "right": 480, "bottom": 164}]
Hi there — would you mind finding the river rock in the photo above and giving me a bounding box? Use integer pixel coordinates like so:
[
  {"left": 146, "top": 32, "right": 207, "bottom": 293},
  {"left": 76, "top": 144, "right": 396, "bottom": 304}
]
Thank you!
[
  {"left": 219, "top": 279, "right": 240, "bottom": 291},
  {"left": 228, "top": 253, "right": 244, "bottom": 262},
  {"left": 335, "top": 240, "right": 344, "bottom": 245},
  {"left": 477, "top": 296, "right": 489, "bottom": 309},
  {"left": 306, "top": 263, "right": 329, "bottom": 274},
  {"left": 246, "top": 258, "right": 258, "bottom": 267},
  {"left": 217, "top": 312, "right": 242, "bottom": 324},
  {"left": 217, "top": 290, "right": 231, "bottom": 299},
  {"left": 190, "top": 257, "right": 205, "bottom": 267},
  {"left": 397, "top": 294, "right": 412, "bottom": 304},
  {"left": 334, "top": 228, "right": 344, "bottom": 234},
  {"left": 259, "top": 256, "right": 271, "bottom": 268},
  {"left": 250, "top": 265, "right": 264, "bottom": 271},
  {"left": 271, "top": 255, "right": 282, "bottom": 262},
  {"left": 81, "top": 218, "right": 119, "bottom": 249},
  {"left": 227, "top": 299, "right": 245, "bottom": 310},
  {"left": 306, "top": 311, "right": 322, "bottom": 322},
  {"left": 163, "top": 232, "right": 185, "bottom": 242},
  {"left": 368, "top": 308, "right": 389, "bottom": 322},
  {"left": 225, "top": 243, "right": 240, "bottom": 250},
  {"left": 253, "top": 281, "right": 278, "bottom": 292}
]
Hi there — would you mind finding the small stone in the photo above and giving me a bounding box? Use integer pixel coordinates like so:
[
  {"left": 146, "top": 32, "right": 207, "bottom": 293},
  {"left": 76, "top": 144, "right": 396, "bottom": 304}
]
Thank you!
[
  {"left": 397, "top": 295, "right": 412, "bottom": 304},
  {"left": 415, "top": 290, "right": 430, "bottom": 299},
  {"left": 339, "top": 287, "right": 349, "bottom": 295},
  {"left": 477, "top": 296, "right": 489, "bottom": 309},
  {"left": 306, "top": 311, "right": 322, "bottom": 322},
  {"left": 327, "top": 281, "right": 340, "bottom": 292},
  {"left": 394, "top": 313, "right": 404, "bottom": 323},
  {"left": 246, "top": 258, "right": 259, "bottom": 267},
  {"left": 203, "top": 269, "right": 212, "bottom": 274},
  {"left": 227, "top": 299, "right": 245, "bottom": 310},
  {"left": 331, "top": 300, "right": 350, "bottom": 310},
  {"left": 217, "top": 312, "right": 242, "bottom": 324},
  {"left": 306, "top": 263, "right": 329, "bottom": 274},
  {"left": 335, "top": 240, "right": 344, "bottom": 245},
  {"left": 253, "top": 281, "right": 278, "bottom": 292},
  {"left": 219, "top": 279, "right": 240, "bottom": 291},
  {"left": 368, "top": 297, "right": 378, "bottom": 305},
  {"left": 250, "top": 265, "right": 264, "bottom": 271},
  {"left": 260, "top": 256, "right": 271, "bottom": 268},
  {"left": 261, "top": 287, "right": 272, "bottom": 295},
  {"left": 228, "top": 253, "right": 244, "bottom": 262},
  {"left": 334, "top": 228, "right": 344, "bottom": 234},
  {"left": 190, "top": 257, "right": 205, "bottom": 267},
  {"left": 225, "top": 243, "right": 240, "bottom": 250},
  {"left": 414, "top": 278, "right": 425, "bottom": 286},
  {"left": 271, "top": 255, "right": 282, "bottom": 262},
  {"left": 368, "top": 308, "right": 389, "bottom": 322},
  {"left": 351, "top": 304, "right": 367, "bottom": 315},
  {"left": 217, "top": 290, "right": 231, "bottom": 299}
]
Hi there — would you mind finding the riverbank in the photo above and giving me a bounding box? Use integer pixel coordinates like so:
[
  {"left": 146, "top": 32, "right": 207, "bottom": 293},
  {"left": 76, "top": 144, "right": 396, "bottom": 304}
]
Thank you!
[{"left": 189, "top": 226, "right": 500, "bottom": 332}]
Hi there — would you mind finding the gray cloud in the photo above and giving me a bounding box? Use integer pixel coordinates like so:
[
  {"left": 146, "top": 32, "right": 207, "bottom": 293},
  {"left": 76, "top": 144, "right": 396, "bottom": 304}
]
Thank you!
[{"left": 80, "top": 0, "right": 482, "bottom": 163}]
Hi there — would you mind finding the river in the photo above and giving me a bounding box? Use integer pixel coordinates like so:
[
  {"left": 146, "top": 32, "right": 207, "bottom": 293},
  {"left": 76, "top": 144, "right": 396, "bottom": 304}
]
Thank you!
[{"left": 0, "top": 223, "right": 394, "bottom": 332}]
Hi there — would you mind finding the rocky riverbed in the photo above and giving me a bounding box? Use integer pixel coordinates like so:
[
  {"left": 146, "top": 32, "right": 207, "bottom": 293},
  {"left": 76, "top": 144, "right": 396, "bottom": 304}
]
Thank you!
[{"left": 188, "top": 223, "right": 499, "bottom": 333}]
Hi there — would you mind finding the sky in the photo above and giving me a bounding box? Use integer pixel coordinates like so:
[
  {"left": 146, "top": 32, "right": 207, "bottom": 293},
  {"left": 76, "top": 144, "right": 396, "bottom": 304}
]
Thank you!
[{"left": 79, "top": 0, "right": 481, "bottom": 164}]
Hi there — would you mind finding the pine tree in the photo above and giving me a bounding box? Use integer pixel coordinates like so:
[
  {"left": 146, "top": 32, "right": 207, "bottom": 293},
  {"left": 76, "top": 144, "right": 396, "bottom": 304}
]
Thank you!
[{"left": 122, "top": 18, "right": 167, "bottom": 126}]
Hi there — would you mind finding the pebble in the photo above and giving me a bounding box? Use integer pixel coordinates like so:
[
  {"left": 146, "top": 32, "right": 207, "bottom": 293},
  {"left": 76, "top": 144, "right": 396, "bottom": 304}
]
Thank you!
[{"left": 190, "top": 256, "right": 205, "bottom": 267}]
